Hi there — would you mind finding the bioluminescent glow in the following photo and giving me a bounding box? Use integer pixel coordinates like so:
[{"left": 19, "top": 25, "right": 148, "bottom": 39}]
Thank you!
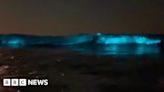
[
  {"left": 7, "top": 39, "right": 24, "bottom": 45},
  {"left": 0, "top": 34, "right": 162, "bottom": 56},
  {"left": 1, "top": 38, "right": 25, "bottom": 48},
  {"left": 52, "top": 35, "right": 93, "bottom": 45},
  {"left": 0, "top": 34, "right": 162, "bottom": 48},
  {"left": 96, "top": 33, "right": 103, "bottom": 36},
  {"left": 96, "top": 35, "right": 161, "bottom": 45}
]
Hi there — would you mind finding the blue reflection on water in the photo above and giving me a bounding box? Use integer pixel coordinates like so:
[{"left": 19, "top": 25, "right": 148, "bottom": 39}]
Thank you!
[{"left": 67, "top": 44, "right": 160, "bottom": 56}]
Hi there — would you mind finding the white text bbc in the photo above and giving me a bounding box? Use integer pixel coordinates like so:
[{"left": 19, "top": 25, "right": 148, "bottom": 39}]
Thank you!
[{"left": 3, "top": 78, "right": 48, "bottom": 86}]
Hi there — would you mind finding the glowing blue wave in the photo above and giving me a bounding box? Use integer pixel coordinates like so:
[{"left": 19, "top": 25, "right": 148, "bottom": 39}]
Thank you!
[
  {"left": 0, "top": 34, "right": 162, "bottom": 55},
  {"left": 0, "top": 34, "right": 162, "bottom": 48},
  {"left": 96, "top": 35, "right": 161, "bottom": 45}
]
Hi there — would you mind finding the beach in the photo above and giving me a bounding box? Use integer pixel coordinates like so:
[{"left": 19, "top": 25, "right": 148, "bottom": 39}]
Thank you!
[{"left": 0, "top": 47, "right": 163, "bottom": 92}]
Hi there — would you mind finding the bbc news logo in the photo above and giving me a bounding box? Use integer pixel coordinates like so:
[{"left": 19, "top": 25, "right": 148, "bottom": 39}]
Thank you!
[{"left": 2, "top": 78, "right": 48, "bottom": 87}]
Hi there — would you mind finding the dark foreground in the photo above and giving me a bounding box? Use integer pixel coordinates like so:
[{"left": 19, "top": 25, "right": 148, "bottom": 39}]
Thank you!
[{"left": 0, "top": 47, "right": 164, "bottom": 92}]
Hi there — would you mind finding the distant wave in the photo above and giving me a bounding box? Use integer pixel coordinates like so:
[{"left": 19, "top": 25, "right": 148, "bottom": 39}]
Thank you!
[
  {"left": 0, "top": 34, "right": 162, "bottom": 55},
  {"left": 0, "top": 34, "right": 162, "bottom": 48}
]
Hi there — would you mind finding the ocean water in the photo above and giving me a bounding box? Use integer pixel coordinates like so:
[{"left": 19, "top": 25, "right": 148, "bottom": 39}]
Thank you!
[
  {"left": 0, "top": 34, "right": 164, "bottom": 92},
  {"left": 0, "top": 34, "right": 163, "bottom": 56}
]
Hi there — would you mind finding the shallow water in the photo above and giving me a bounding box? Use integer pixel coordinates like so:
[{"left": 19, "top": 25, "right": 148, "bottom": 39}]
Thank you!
[{"left": 67, "top": 44, "right": 161, "bottom": 56}]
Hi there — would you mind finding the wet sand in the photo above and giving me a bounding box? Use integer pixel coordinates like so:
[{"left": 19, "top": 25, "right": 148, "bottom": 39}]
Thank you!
[{"left": 0, "top": 47, "right": 163, "bottom": 92}]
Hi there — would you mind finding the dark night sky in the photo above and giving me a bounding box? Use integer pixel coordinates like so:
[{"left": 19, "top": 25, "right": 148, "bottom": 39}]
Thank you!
[{"left": 0, "top": 0, "right": 163, "bottom": 35}]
